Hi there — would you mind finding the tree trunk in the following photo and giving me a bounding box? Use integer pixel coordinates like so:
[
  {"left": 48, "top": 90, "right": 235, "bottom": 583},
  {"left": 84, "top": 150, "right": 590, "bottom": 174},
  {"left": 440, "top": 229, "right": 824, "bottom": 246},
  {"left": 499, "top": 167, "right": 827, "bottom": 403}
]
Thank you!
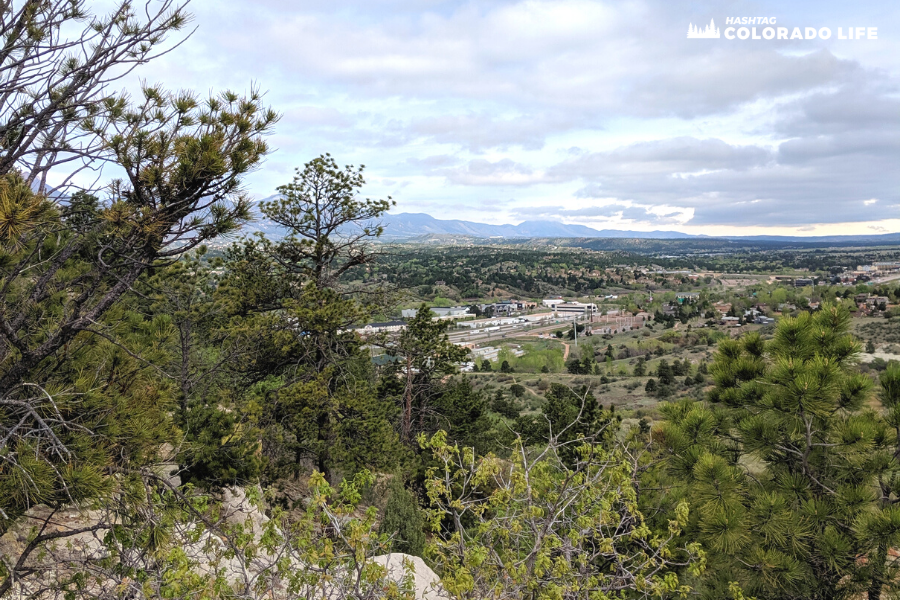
[
  {"left": 178, "top": 319, "right": 192, "bottom": 416},
  {"left": 402, "top": 355, "right": 413, "bottom": 442}
]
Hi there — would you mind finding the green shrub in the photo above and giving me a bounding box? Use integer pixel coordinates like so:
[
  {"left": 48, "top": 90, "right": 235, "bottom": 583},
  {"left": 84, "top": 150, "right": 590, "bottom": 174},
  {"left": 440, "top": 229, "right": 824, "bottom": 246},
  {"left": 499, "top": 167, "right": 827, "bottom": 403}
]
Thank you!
[{"left": 378, "top": 476, "right": 425, "bottom": 557}]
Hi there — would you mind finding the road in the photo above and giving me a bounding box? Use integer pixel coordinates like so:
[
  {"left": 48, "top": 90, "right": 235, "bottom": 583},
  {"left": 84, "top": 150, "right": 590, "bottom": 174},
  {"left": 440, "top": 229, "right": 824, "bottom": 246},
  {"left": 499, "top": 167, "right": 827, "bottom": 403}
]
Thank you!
[{"left": 872, "top": 273, "right": 900, "bottom": 284}]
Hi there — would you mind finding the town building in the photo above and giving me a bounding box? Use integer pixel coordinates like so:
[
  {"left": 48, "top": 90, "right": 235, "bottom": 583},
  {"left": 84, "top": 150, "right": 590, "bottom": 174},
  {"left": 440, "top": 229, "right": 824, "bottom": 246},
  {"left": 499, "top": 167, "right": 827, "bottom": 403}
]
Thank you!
[
  {"left": 542, "top": 297, "right": 565, "bottom": 307},
  {"left": 355, "top": 321, "right": 406, "bottom": 334},
  {"left": 478, "top": 300, "right": 536, "bottom": 315},
  {"left": 401, "top": 306, "right": 471, "bottom": 319},
  {"left": 675, "top": 293, "right": 700, "bottom": 302},
  {"left": 471, "top": 346, "right": 500, "bottom": 362},
  {"left": 550, "top": 301, "right": 598, "bottom": 317}
]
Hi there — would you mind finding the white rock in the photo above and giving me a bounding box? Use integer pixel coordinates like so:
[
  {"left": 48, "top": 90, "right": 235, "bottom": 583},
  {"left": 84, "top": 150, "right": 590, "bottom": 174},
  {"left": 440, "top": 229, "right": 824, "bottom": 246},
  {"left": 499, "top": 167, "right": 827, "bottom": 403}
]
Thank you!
[{"left": 371, "top": 553, "right": 449, "bottom": 600}]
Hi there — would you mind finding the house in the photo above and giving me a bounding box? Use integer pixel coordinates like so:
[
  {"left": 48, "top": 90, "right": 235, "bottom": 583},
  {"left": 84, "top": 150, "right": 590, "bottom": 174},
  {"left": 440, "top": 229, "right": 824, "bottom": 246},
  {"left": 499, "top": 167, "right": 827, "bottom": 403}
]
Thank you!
[
  {"left": 713, "top": 302, "right": 732, "bottom": 315},
  {"left": 866, "top": 296, "right": 890, "bottom": 308},
  {"left": 453, "top": 341, "right": 478, "bottom": 349},
  {"left": 675, "top": 293, "right": 699, "bottom": 303},
  {"left": 471, "top": 346, "right": 500, "bottom": 362}
]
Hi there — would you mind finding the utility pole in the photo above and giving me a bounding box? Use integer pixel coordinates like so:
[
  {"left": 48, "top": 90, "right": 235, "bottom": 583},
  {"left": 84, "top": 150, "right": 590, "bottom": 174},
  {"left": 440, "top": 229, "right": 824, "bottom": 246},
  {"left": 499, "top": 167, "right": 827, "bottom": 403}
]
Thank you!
[{"left": 573, "top": 315, "right": 578, "bottom": 348}]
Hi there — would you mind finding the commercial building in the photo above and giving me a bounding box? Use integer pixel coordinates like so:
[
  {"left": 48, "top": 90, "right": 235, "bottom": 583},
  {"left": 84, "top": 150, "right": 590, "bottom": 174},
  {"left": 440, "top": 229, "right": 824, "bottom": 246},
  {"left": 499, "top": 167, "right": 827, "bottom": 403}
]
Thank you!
[
  {"left": 471, "top": 346, "right": 500, "bottom": 361},
  {"left": 543, "top": 300, "right": 597, "bottom": 317},
  {"left": 401, "top": 306, "right": 471, "bottom": 319},
  {"left": 355, "top": 320, "right": 406, "bottom": 334},
  {"left": 478, "top": 300, "right": 536, "bottom": 315}
]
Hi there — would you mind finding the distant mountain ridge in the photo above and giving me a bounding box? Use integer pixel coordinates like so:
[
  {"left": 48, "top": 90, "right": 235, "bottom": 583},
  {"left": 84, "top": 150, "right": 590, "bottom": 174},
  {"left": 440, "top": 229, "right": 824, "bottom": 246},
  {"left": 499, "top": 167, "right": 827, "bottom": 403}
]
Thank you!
[
  {"left": 377, "top": 212, "right": 695, "bottom": 239},
  {"left": 375, "top": 213, "right": 900, "bottom": 244},
  {"left": 240, "top": 205, "right": 900, "bottom": 244}
]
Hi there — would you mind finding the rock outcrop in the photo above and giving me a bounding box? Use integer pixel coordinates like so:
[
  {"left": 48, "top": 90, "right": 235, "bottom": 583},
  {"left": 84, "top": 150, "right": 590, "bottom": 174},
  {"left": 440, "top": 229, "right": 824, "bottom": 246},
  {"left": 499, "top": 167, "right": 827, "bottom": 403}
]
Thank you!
[{"left": 0, "top": 489, "right": 448, "bottom": 600}]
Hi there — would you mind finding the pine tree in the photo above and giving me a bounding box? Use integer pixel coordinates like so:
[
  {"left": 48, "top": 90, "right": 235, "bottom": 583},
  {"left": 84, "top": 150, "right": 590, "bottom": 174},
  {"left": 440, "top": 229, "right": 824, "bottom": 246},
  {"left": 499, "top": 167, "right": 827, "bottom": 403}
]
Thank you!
[
  {"left": 861, "top": 364, "right": 900, "bottom": 599},
  {"left": 210, "top": 157, "right": 402, "bottom": 483},
  {"left": 0, "top": 4, "right": 276, "bottom": 586},
  {"left": 412, "top": 376, "right": 500, "bottom": 456},
  {"left": 634, "top": 358, "right": 647, "bottom": 377},
  {"left": 378, "top": 476, "right": 425, "bottom": 557},
  {"left": 260, "top": 154, "right": 394, "bottom": 289},
  {"left": 389, "top": 307, "right": 469, "bottom": 443},
  {"left": 656, "top": 359, "right": 675, "bottom": 385},
  {"left": 491, "top": 389, "right": 520, "bottom": 420},
  {"left": 658, "top": 305, "right": 885, "bottom": 599}
]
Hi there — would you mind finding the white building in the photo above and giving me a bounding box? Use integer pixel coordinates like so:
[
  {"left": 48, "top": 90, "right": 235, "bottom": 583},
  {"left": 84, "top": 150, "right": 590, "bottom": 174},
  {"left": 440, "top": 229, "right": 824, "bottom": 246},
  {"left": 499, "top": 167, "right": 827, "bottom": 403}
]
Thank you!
[
  {"left": 550, "top": 301, "right": 597, "bottom": 317},
  {"left": 471, "top": 346, "right": 500, "bottom": 361},
  {"left": 402, "top": 306, "right": 471, "bottom": 319},
  {"left": 354, "top": 321, "right": 406, "bottom": 334}
]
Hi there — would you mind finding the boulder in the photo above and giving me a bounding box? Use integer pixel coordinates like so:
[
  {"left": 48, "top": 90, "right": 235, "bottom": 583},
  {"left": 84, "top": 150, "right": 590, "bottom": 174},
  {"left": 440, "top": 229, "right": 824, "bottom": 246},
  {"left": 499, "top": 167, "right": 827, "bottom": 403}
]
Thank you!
[{"left": 372, "top": 553, "right": 448, "bottom": 599}]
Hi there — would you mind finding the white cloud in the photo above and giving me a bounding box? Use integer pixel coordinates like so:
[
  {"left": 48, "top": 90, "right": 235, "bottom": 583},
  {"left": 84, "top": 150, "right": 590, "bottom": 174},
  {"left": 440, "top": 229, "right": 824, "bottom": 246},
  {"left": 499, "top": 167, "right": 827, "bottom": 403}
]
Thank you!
[
  {"left": 125, "top": 0, "right": 900, "bottom": 234},
  {"left": 436, "top": 158, "right": 552, "bottom": 186}
]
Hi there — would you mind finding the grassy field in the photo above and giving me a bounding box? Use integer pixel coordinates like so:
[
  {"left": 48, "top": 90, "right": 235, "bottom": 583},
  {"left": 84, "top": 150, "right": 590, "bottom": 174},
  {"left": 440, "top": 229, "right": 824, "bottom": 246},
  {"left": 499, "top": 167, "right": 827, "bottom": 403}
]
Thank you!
[
  {"left": 853, "top": 315, "right": 900, "bottom": 352},
  {"left": 468, "top": 321, "right": 718, "bottom": 423}
]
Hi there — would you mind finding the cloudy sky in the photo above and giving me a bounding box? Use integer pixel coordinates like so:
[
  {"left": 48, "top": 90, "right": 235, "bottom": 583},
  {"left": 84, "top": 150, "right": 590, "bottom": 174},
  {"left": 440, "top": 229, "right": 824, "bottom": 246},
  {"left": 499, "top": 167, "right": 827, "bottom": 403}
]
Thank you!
[{"left": 139, "top": 0, "right": 899, "bottom": 236}]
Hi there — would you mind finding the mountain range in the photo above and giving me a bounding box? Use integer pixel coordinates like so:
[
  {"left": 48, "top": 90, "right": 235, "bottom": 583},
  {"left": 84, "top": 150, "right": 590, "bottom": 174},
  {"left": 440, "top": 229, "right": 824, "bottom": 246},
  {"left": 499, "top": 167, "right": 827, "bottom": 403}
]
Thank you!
[
  {"left": 373, "top": 213, "right": 900, "bottom": 244},
  {"left": 244, "top": 207, "right": 900, "bottom": 244},
  {"left": 376, "top": 213, "right": 696, "bottom": 239}
]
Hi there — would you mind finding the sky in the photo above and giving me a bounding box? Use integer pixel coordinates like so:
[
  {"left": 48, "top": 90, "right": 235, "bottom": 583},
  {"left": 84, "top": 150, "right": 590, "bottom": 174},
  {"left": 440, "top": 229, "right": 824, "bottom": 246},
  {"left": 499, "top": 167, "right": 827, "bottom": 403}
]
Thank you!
[{"left": 130, "top": 0, "right": 899, "bottom": 236}]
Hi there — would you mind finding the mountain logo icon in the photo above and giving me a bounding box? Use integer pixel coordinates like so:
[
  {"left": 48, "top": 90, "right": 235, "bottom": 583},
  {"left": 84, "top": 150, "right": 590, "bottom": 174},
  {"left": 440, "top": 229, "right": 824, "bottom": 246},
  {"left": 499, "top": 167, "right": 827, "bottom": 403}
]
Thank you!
[{"left": 687, "top": 19, "right": 720, "bottom": 38}]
